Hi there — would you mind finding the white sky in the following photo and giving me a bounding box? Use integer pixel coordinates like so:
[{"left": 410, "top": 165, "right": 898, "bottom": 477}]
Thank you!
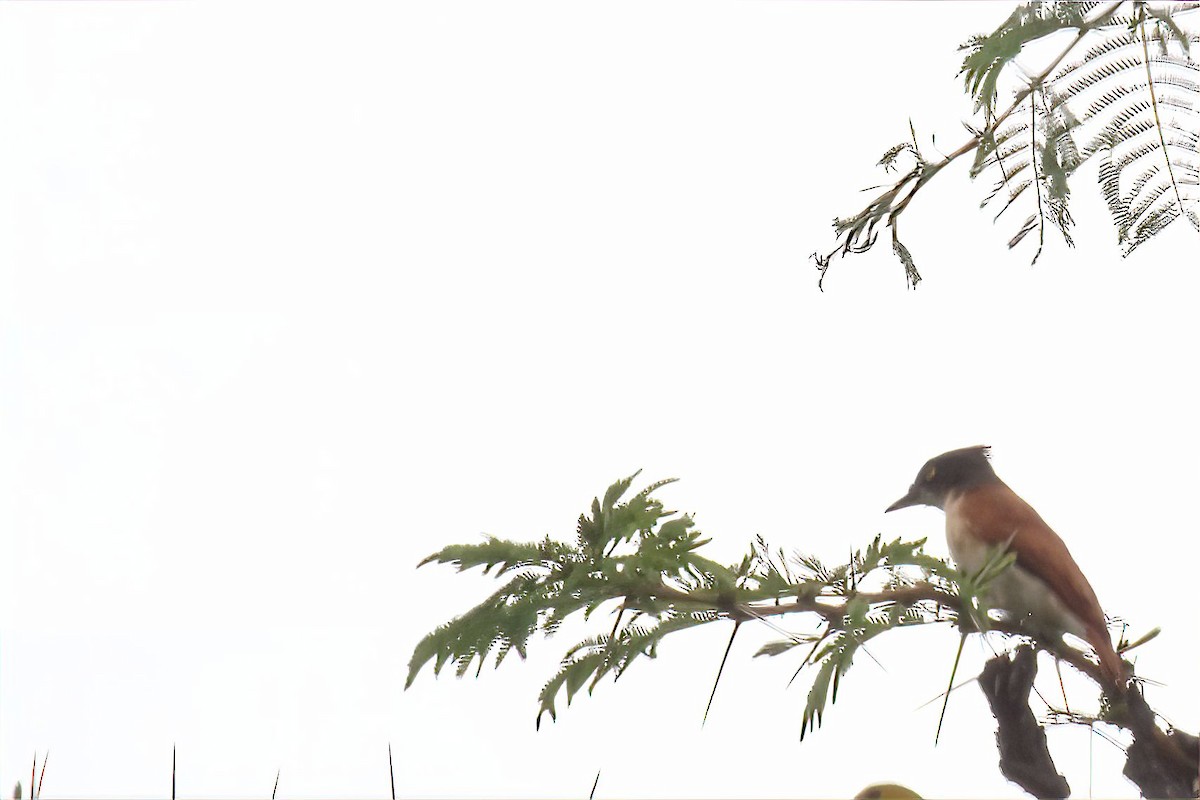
[{"left": 2, "top": 1, "right": 1198, "bottom": 798}]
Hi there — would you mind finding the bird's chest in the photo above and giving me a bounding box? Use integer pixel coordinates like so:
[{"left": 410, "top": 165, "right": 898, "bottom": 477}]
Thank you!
[{"left": 943, "top": 493, "right": 994, "bottom": 574}]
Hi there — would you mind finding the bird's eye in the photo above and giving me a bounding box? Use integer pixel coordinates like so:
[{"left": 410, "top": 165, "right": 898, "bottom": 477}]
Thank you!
[{"left": 925, "top": 466, "right": 937, "bottom": 481}]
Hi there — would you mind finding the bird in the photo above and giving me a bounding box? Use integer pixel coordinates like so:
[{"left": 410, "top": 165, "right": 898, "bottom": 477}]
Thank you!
[{"left": 885, "top": 445, "right": 1127, "bottom": 691}]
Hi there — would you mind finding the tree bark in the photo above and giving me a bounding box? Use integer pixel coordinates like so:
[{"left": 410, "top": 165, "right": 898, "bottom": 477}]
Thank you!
[
  {"left": 980, "top": 646, "right": 1199, "bottom": 799},
  {"left": 1120, "top": 686, "right": 1198, "bottom": 798},
  {"left": 979, "top": 646, "right": 1070, "bottom": 799}
]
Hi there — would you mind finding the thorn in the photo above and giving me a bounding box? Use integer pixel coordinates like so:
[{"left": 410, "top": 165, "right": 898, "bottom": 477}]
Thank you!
[
  {"left": 702, "top": 621, "right": 741, "bottom": 727},
  {"left": 935, "top": 634, "right": 967, "bottom": 746},
  {"left": 859, "top": 643, "right": 888, "bottom": 674},
  {"left": 388, "top": 742, "right": 396, "bottom": 800},
  {"left": 608, "top": 605, "right": 626, "bottom": 642},
  {"left": 914, "top": 676, "right": 980, "bottom": 711},
  {"left": 35, "top": 752, "right": 47, "bottom": 800},
  {"left": 1055, "top": 658, "right": 1071, "bottom": 714},
  {"left": 788, "top": 632, "right": 829, "bottom": 688}
]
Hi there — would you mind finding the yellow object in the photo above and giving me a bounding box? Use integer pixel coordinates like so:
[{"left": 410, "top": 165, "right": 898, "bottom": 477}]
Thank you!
[{"left": 853, "top": 783, "right": 923, "bottom": 800}]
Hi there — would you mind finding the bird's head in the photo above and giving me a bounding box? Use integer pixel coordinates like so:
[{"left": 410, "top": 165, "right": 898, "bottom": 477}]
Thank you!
[{"left": 886, "top": 445, "right": 997, "bottom": 512}]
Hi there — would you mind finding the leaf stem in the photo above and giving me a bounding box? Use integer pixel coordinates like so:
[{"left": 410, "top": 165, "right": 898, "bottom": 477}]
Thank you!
[{"left": 1137, "top": 7, "right": 1194, "bottom": 232}]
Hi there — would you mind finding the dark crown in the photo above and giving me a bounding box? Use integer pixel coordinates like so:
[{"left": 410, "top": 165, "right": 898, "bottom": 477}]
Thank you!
[{"left": 917, "top": 445, "right": 997, "bottom": 489}]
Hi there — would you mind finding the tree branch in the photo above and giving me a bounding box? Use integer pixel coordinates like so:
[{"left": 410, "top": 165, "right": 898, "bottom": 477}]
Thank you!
[
  {"left": 642, "top": 577, "right": 1198, "bottom": 798},
  {"left": 815, "top": 1, "right": 1124, "bottom": 288},
  {"left": 980, "top": 644, "right": 1198, "bottom": 799},
  {"left": 980, "top": 646, "right": 1070, "bottom": 800},
  {"left": 413, "top": 475, "right": 1197, "bottom": 797}
]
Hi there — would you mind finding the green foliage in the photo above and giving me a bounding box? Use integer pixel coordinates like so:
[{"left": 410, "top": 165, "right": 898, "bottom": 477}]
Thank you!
[
  {"left": 970, "top": 1, "right": 1200, "bottom": 257},
  {"left": 818, "top": 1, "right": 1200, "bottom": 287},
  {"left": 760, "top": 535, "right": 960, "bottom": 739},
  {"left": 407, "top": 473, "right": 992, "bottom": 739},
  {"left": 406, "top": 471, "right": 683, "bottom": 690},
  {"left": 536, "top": 611, "right": 718, "bottom": 727},
  {"left": 959, "top": 3, "right": 1094, "bottom": 116}
]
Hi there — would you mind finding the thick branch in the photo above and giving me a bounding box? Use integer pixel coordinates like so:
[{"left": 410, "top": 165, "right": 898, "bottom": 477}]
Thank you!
[
  {"left": 639, "top": 578, "right": 1198, "bottom": 797},
  {"left": 1119, "top": 685, "right": 1199, "bottom": 798},
  {"left": 979, "top": 646, "right": 1069, "bottom": 799},
  {"left": 981, "top": 645, "right": 1198, "bottom": 799},
  {"left": 638, "top": 579, "right": 1110, "bottom": 685}
]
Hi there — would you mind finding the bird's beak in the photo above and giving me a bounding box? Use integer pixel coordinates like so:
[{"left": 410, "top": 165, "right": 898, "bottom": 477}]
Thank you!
[{"left": 885, "top": 487, "right": 922, "bottom": 513}]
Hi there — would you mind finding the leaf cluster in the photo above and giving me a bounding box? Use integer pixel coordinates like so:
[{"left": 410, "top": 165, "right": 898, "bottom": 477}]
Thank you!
[
  {"left": 749, "top": 534, "right": 961, "bottom": 739},
  {"left": 817, "top": 1, "right": 1200, "bottom": 287},
  {"left": 970, "top": 2, "right": 1200, "bottom": 258},
  {"left": 406, "top": 472, "right": 720, "bottom": 724},
  {"left": 406, "top": 474, "right": 992, "bottom": 737}
]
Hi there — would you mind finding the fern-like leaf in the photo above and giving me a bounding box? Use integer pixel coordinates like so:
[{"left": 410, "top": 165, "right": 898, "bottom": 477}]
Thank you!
[
  {"left": 965, "top": 5, "right": 1200, "bottom": 258},
  {"left": 959, "top": 3, "right": 1093, "bottom": 116}
]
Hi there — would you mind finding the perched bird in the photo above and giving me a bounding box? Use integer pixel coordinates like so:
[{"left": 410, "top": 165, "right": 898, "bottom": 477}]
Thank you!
[{"left": 885, "top": 445, "right": 1126, "bottom": 690}]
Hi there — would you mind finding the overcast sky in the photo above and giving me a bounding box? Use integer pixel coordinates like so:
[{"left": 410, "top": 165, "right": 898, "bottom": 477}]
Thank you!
[{"left": 3, "top": 2, "right": 1198, "bottom": 798}]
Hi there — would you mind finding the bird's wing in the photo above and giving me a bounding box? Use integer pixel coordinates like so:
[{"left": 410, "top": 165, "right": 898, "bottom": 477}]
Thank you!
[
  {"left": 957, "top": 483, "right": 1125, "bottom": 687},
  {"left": 958, "top": 483, "right": 1108, "bottom": 634}
]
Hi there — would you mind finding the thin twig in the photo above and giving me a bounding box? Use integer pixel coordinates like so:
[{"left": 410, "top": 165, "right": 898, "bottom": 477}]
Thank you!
[{"left": 1029, "top": 85, "right": 1048, "bottom": 264}]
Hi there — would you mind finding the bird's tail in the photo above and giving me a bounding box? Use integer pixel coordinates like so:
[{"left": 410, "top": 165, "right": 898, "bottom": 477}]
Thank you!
[{"left": 1089, "top": 626, "right": 1129, "bottom": 692}]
